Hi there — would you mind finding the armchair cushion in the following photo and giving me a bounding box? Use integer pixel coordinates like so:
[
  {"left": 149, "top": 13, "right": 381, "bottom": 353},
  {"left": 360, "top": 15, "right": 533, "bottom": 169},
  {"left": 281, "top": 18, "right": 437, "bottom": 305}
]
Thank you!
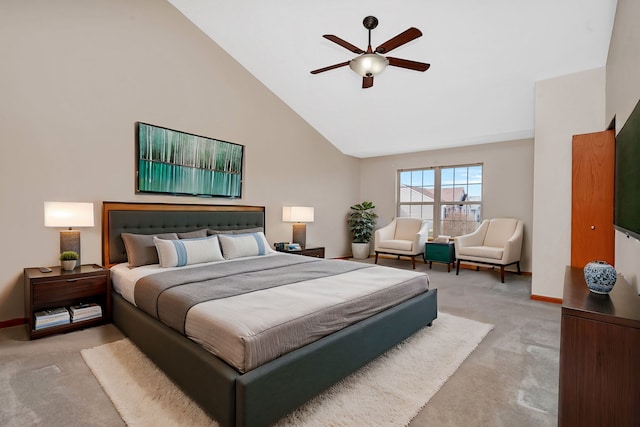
[
  {"left": 377, "top": 239, "right": 414, "bottom": 252},
  {"left": 457, "top": 246, "right": 503, "bottom": 260},
  {"left": 483, "top": 218, "right": 519, "bottom": 248},
  {"left": 395, "top": 219, "right": 421, "bottom": 241}
]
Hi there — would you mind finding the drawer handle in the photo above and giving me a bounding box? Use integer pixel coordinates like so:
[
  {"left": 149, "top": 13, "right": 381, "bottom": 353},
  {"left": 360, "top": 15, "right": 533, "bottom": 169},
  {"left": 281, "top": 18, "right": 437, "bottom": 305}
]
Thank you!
[{"left": 66, "top": 275, "right": 105, "bottom": 282}]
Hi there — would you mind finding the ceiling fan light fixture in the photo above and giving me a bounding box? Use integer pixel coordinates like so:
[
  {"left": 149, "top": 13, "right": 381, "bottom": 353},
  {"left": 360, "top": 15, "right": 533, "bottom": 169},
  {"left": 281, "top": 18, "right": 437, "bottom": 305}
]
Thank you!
[{"left": 349, "top": 53, "right": 389, "bottom": 77}]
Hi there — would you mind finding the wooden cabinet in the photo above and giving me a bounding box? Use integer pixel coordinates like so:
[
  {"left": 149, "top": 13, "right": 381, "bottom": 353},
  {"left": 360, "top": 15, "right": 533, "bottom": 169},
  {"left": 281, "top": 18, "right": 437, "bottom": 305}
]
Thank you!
[
  {"left": 558, "top": 267, "right": 640, "bottom": 426},
  {"left": 424, "top": 242, "right": 455, "bottom": 272},
  {"left": 24, "top": 264, "right": 111, "bottom": 339},
  {"left": 571, "top": 130, "right": 615, "bottom": 267}
]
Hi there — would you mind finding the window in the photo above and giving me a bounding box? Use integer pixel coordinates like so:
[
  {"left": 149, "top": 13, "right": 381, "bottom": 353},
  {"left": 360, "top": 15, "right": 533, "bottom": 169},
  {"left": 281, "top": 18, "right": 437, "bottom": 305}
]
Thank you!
[{"left": 398, "top": 164, "right": 483, "bottom": 238}]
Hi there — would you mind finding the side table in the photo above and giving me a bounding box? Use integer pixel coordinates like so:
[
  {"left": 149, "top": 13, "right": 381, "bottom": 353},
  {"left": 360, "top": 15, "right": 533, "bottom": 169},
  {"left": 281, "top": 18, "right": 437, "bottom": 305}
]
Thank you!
[
  {"left": 24, "top": 264, "right": 111, "bottom": 339},
  {"left": 424, "top": 241, "right": 455, "bottom": 272}
]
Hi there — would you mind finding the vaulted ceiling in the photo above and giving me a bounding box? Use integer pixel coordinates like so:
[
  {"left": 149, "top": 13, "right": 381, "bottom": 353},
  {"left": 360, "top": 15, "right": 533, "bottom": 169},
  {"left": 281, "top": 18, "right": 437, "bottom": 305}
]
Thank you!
[{"left": 168, "top": 0, "right": 617, "bottom": 158}]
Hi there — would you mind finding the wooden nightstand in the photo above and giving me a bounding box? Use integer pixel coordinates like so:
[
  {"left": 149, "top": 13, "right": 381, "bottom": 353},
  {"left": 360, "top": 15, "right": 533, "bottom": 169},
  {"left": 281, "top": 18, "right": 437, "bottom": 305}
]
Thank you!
[
  {"left": 424, "top": 241, "right": 456, "bottom": 272},
  {"left": 276, "top": 245, "right": 325, "bottom": 258},
  {"left": 24, "top": 264, "right": 111, "bottom": 340}
]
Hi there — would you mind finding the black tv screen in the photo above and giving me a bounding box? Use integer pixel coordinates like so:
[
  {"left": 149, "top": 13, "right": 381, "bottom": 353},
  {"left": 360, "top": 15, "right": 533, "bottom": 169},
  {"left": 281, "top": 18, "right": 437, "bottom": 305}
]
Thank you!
[{"left": 614, "top": 99, "right": 640, "bottom": 241}]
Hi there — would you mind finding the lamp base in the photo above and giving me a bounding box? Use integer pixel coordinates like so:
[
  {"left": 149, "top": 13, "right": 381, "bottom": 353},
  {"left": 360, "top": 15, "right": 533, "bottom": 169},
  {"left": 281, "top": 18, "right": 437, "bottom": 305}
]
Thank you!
[
  {"left": 60, "top": 230, "right": 81, "bottom": 267},
  {"left": 292, "top": 223, "right": 306, "bottom": 247}
]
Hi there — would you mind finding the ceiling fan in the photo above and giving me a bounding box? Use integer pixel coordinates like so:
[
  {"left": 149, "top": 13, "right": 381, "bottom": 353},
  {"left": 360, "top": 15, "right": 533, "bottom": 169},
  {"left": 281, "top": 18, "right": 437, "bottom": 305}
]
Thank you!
[{"left": 310, "top": 16, "right": 430, "bottom": 89}]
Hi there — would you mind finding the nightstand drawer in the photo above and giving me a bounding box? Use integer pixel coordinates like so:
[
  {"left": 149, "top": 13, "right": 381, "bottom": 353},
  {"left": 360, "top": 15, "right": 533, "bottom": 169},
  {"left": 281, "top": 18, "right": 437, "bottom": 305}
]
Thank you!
[
  {"left": 32, "top": 275, "right": 107, "bottom": 306},
  {"left": 275, "top": 245, "right": 325, "bottom": 258},
  {"left": 301, "top": 248, "right": 325, "bottom": 258}
]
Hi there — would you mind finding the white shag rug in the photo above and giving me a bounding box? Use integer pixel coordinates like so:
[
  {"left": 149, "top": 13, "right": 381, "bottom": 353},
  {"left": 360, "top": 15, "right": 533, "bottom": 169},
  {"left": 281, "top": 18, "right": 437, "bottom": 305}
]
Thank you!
[{"left": 81, "top": 312, "right": 492, "bottom": 427}]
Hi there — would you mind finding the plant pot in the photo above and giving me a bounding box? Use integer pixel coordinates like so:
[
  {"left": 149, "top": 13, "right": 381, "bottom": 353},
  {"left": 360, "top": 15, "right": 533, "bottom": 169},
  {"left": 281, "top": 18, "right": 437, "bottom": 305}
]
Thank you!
[
  {"left": 61, "top": 260, "right": 77, "bottom": 271},
  {"left": 351, "top": 242, "right": 371, "bottom": 260},
  {"left": 583, "top": 260, "right": 617, "bottom": 294}
]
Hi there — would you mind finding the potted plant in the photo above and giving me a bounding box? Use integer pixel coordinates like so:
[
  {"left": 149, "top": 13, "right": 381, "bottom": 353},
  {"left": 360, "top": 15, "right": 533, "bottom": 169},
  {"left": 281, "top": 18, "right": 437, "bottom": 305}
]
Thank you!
[
  {"left": 59, "top": 251, "right": 79, "bottom": 271},
  {"left": 347, "top": 201, "right": 378, "bottom": 259}
]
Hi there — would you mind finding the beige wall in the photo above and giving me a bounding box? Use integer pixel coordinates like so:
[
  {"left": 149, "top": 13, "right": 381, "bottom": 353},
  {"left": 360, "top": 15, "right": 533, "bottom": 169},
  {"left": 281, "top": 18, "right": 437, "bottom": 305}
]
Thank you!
[
  {"left": 360, "top": 139, "right": 534, "bottom": 272},
  {"left": 606, "top": 0, "right": 640, "bottom": 292},
  {"left": 531, "top": 68, "right": 606, "bottom": 299},
  {"left": 0, "top": 0, "right": 360, "bottom": 322}
]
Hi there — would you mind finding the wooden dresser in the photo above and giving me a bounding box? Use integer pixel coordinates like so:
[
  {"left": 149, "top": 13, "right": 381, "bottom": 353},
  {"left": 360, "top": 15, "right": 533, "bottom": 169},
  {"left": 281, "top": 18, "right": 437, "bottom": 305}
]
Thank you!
[{"left": 558, "top": 266, "right": 640, "bottom": 426}]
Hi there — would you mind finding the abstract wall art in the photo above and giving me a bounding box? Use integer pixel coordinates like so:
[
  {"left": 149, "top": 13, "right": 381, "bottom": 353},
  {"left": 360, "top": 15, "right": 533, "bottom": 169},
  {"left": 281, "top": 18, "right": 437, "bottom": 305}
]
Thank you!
[{"left": 135, "top": 122, "right": 243, "bottom": 198}]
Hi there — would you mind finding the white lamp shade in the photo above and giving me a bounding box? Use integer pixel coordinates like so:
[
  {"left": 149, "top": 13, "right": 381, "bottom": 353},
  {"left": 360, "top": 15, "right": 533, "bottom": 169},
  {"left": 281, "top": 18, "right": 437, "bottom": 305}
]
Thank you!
[
  {"left": 282, "top": 206, "right": 314, "bottom": 223},
  {"left": 349, "top": 53, "right": 389, "bottom": 77},
  {"left": 44, "top": 202, "right": 95, "bottom": 228}
]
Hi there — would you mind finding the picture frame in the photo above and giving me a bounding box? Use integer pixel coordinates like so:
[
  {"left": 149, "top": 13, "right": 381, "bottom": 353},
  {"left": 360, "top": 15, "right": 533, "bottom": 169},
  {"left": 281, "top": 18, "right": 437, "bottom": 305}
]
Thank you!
[{"left": 135, "top": 122, "right": 243, "bottom": 198}]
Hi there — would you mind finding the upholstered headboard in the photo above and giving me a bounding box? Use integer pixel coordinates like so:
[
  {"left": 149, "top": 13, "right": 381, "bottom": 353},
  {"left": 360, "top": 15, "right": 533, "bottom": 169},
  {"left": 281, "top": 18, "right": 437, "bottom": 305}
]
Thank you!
[{"left": 102, "top": 202, "right": 266, "bottom": 267}]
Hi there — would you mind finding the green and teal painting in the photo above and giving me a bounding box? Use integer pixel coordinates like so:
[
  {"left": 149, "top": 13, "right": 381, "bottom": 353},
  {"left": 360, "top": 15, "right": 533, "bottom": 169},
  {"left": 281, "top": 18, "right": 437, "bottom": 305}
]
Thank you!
[{"left": 137, "top": 123, "right": 243, "bottom": 198}]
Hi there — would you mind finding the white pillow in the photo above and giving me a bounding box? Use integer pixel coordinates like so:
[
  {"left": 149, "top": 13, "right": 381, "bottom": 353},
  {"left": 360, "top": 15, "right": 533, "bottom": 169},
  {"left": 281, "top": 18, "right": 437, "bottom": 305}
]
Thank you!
[
  {"left": 218, "top": 232, "right": 274, "bottom": 259},
  {"left": 154, "top": 235, "right": 224, "bottom": 267}
]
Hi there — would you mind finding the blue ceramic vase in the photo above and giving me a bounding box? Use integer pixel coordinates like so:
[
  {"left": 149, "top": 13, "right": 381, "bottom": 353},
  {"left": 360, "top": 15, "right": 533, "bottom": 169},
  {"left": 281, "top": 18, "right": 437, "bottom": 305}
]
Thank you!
[{"left": 583, "top": 260, "right": 617, "bottom": 294}]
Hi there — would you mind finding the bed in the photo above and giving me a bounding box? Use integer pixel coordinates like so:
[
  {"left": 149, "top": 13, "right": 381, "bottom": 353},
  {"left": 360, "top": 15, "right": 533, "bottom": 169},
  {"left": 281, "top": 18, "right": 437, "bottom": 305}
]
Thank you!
[{"left": 102, "top": 201, "right": 438, "bottom": 427}]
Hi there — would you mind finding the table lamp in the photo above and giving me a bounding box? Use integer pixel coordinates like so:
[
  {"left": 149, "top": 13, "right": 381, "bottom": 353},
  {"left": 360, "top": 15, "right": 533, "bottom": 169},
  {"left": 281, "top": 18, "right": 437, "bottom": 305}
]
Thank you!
[
  {"left": 282, "top": 206, "right": 314, "bottom": 247},
  {"left": 44, "top": 202, "right": 94, "bottom": 267}
]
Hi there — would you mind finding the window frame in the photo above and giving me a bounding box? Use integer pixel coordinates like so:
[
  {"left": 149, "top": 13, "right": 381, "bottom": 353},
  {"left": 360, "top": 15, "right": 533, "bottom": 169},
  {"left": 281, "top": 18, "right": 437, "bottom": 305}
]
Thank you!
[{"left": 397, "top": 163, "right": 483, "bottom": 238}]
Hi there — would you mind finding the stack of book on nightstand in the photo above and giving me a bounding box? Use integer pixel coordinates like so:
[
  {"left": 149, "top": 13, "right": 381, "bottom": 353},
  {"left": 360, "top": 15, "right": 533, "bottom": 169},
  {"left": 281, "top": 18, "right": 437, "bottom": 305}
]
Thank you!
[
  {"left": 34, "top": 307, "right": 70, "bottom": 330},
  {"left": 69, "top": 303, "right": 102, "bottom": 322}
]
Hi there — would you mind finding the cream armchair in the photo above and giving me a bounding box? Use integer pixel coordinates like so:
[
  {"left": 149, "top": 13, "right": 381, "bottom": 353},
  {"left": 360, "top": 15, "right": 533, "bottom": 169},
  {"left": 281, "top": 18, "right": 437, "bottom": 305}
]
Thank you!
[
  {"left": 374, "top": 218, "right": 430, "bottom": 269},
  {"left": 454, "top": 218, "right": 523, "bottom": 283}
]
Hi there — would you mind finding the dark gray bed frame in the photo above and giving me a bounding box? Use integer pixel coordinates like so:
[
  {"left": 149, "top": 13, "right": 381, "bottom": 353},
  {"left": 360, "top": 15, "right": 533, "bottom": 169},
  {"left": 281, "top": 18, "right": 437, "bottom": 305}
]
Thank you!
[{"left": 102, "top": 201, "right": 438, "bottom": 427}]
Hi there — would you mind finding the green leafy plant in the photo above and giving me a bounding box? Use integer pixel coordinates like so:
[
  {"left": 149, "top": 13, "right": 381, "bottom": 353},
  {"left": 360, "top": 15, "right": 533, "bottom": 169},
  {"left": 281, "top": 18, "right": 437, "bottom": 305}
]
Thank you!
[
  {"left": 347, "top": 201, "right": 378, "bottom": 243},
  {"left": 59, "top": 251, "right": 79, "bottom": 261}
]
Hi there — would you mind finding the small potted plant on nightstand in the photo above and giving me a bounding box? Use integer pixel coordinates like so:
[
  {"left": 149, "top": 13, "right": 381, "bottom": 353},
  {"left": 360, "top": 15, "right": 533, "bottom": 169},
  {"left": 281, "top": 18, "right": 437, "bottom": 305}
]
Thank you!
[
  {"left": 347, "top": 201, "right": 378, "bottom": 259},
  {"left": 59, "top": 251, "right": 79, "bottom": 271}
]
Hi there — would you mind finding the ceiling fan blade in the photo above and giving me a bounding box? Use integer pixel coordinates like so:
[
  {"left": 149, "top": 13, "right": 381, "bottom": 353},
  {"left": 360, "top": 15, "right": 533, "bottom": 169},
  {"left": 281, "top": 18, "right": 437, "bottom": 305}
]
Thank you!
[
  {"left": 375, "top": 27, "right": 422, "bottom": 54},
  {"left": 387, "top": 57, "right": 430, "bottom": 72},
  {"left": 310, "top": 61, "right": 350, "bottom": 74},
  {"left": 362, "top": 76, "right": 374, "bottom": 89},
  {"left": 323, "top": 35, "right": 364, "bottom": 54}
]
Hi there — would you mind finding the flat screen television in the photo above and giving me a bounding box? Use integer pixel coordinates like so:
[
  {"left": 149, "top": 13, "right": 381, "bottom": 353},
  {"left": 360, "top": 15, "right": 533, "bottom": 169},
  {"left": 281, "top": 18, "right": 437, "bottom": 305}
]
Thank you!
[
  {"left": 135, "top": 122, "right": 243, "bottom": 198},
  {"left": 614, "top": 99, "right": 640, "bottom": 241}
]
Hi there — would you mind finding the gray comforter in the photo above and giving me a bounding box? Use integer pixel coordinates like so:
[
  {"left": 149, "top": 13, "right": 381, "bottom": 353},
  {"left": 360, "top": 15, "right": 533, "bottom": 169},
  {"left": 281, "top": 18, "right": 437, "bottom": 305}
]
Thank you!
[{"left": 135, "top": 254, "right": 371, "bottom": 334}]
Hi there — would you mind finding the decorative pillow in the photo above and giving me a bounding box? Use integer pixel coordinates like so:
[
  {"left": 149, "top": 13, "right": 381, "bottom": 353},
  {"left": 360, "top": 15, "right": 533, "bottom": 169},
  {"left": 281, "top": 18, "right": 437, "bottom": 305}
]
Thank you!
[
  {"left": 177, "top": 229, "right": 209, "bottom": 239},
  {"left": 154, "top": 235, "right": 224, "bottom": 267},
  {"left": 121, "top": 233, "right": 178, "bottom": 268},
  {"left": 218, "top": 232, "right": 274, "bottom": 260},
  {"left": 207, "top": 227, "right": 264, "bottom": 236}
]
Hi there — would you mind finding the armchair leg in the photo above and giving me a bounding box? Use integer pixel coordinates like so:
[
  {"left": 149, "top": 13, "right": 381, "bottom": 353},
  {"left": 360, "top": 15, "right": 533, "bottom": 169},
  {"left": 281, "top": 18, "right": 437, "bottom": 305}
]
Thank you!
[
  {"left": 456, "top": 259, "right": 460, "bottom": 275},
  {"left": 411, "top": 256, "right": 416, "bottom": 269},
  {"left": 374, "top": 252, "right": 379, "bottom": 264},
  {"left": 517, "top": 262, "right": 521, "bottom": 275},
  {"left": 500, "top": 266, "right": 505, "bottom": 283}
]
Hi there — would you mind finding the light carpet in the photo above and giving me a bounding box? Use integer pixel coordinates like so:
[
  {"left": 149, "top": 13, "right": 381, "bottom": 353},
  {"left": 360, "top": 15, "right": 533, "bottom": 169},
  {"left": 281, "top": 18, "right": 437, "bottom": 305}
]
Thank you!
[{"left": 81, "top": 312, "right": 492, "bottom": 427}]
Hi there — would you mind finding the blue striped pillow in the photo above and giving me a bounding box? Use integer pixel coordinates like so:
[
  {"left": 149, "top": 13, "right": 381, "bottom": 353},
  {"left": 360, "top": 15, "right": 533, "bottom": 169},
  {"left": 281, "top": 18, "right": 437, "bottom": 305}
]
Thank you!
[
  {"left": 154, "top": 235, "right": 224, "bottom": 267},
  {"left": 218, "top": 232, "right": 274, "bottom": 259}
]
